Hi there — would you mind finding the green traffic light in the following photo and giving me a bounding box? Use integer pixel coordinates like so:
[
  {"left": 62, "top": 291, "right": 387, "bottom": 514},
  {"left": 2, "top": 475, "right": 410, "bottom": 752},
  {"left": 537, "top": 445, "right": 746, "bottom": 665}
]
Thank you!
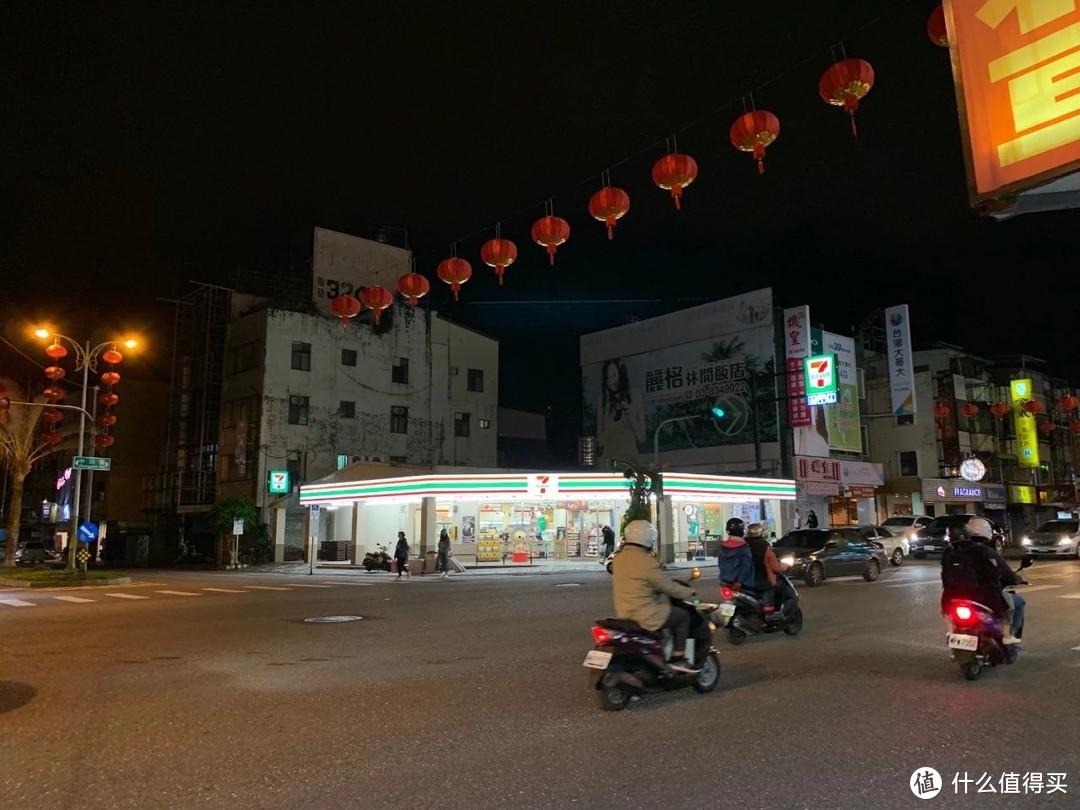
[{"left": 711, "top": 406, "right": 725, "bottom": 418}]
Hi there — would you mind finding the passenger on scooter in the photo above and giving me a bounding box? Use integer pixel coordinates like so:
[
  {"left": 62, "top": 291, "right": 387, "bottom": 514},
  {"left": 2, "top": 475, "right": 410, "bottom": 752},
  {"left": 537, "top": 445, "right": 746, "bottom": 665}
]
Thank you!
[
  {"left": 612, "top": 520, "right": 703, "bottom": 674},
  {"left": 746, "top": 523, "right": 796, "bottom": 616},
  {"left": 940, "top": 517, "right": 1026, "bottom": 645},
  {"left": 718, "top": 517, "right": 754, "bottom": 593}
]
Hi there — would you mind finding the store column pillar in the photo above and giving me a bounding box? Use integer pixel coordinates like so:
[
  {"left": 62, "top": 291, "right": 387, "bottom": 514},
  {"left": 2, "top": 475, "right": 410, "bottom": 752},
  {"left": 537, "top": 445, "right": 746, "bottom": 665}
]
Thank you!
[
  {"left": 659, "top": 497, "right": 676, "bottom": 565},
  {"left": 419, "top": 497, "right": 436, "bottom": 555},
  {"left": 350, "top": 504, "right": 362, "bottom": 563},
  {"left": 273, "top": 506, "right": 287, "bottom": 563}
]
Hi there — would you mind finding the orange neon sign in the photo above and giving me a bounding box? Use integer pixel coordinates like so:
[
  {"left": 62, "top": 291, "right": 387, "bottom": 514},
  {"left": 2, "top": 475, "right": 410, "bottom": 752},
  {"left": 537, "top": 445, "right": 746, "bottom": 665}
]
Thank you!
[{"left": 945, "top": 0, "right": 1080, "bottom": 205}]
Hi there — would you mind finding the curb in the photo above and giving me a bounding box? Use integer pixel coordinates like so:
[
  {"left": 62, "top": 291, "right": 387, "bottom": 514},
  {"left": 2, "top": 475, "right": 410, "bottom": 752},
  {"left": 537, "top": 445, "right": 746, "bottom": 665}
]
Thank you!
[{"left": 0, "top": 576, "right": 133, "bottom": 589}]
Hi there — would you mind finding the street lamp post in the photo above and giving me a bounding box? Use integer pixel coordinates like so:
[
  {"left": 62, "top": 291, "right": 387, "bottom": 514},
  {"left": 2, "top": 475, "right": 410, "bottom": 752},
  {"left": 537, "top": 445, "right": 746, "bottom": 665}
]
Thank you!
[{"left": 652, "top": 415, "right": 701, "bottom": 564}]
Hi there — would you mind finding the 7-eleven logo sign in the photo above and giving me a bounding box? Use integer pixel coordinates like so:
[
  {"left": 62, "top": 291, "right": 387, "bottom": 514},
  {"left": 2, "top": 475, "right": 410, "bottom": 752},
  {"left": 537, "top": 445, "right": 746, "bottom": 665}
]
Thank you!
[
  {"left": 527, "top": 474, "right": 558, "bottom": 499},
  {"left": 803, "top": 353, "right": 838, "bottom": 406}
]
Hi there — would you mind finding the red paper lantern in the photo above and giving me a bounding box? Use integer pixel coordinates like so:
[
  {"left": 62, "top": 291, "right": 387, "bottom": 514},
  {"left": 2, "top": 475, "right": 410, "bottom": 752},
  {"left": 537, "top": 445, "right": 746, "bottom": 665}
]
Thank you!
[
  {"left": 1022, "top": 400, "right": 1045, "bottom": 414},
  {"left": 480, "top": 238, "right": 518, "bottom": 287},
  {"left": 102, "top": 349, "right": 123, "bottom": 365},
  {"left": 99, "top": 392, "right": 119, "bottom": 407},
  {"left": 101, "top": 371, "right": 121, "bottom": 386},
  {"left": 960, "top": 403, "right": 979, "bottom": 418},
  {"left": 1071, "top": 421, "right": 1080, "bottom": 434},
  {"left": 41, "top": 409, "right": 64, "bottom": 424},
  {"left": 45, "top": 366, "right": 66, "bottom": 380},
  {"left": 989, "top": 402, "right": 1011, "bottom": 420},
  {"left": 927, "top": 5, "right": 948, "bottom": 47},
  {"left": 43, "top": 386, "right": 66, "bottom": 403},
  {"left": 437, "top": 257, "right": 473, "bottom": 302},
  {"left": 1058, "top": 394, "right": 1079, "bottom": 411},
  {"left": 588, "top": 187, "right": 630, "bottom": 240},
  {"left": 95, "top": 434, "right": 115, "bottom": 450},
  {"left": 360, "top": 285, "right": 394, "bottom": 325},
  {"left": 46, "top": 342, "right": 68, "bottom": 359},
  {"left": 651, "top": 153, "right": 699, "bottom": 209},
  {"left": 729, "top": 111, "right": 781, "bottom": 175},
  {"left": 97, "top": 413, "right": 117, "bottom": 428},
  {"left": 1039, "top": 421, "right": 1056, "bottom": 434},
  {"left": 329, "top": 293, "right": 362, "bottom": 326},
  {"left": 396, "top": 272, "right": 430, "bottom": 306},
  {"left": 531, "top": 216, "right": 570, "bottom": 266},
  {"left": 819, "top": 58, "right": 875, "bottom": 137},
  {"left": 41, "top": 431, "right": 63, "bottom": 446},
  {"left": 932, "top": 404, "right": 950, "bottom": 419}
]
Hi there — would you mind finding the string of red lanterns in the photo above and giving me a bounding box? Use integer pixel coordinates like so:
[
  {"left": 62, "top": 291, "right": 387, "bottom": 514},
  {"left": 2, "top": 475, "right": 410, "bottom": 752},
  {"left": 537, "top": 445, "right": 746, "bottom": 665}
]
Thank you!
[{"left": 94, "top": 347, "right": 124, "bottom": 451}]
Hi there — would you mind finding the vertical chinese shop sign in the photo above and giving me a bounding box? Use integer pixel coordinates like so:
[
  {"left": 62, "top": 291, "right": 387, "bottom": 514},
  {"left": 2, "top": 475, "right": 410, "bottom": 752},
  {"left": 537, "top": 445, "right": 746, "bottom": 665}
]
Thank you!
[{"left": 783, "top": 306, "right": 812, "bottom": 428}]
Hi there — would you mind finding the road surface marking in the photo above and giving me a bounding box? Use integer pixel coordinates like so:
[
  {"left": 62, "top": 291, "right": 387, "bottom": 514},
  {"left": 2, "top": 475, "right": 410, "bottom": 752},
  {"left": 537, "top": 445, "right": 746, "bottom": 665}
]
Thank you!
[
  {"left": 53, "top": 596, "right": 95, "bottom": 603},
  {"left": 0, "top": 598, "right": 36, "bottom": 607},
  {"left": 889, "top": 581, "right": 936, "bottom": 588},
  {"left": 105, "top": 593, "right": 149, "bottom": 600},
  {"left": 202, "top": 588, "right": 249, "bottom": 594},
  {"left": 155, "top": 590, "right": 201, "bottom": 597},
  {"left": 321, "top": 581, "right": 372, "bottom": 586},
  {"left": 1058, "top": 592, "right": 1080, "bottom": 599},
  {"left": 1016, "top": 585, "right": 1062, "bottom": 594},
  {"left": 285, "top": 583, "right": 335, "bottom": 588},
  {"left": 244, "top": 585, "right": 292, "bottom": 591}
]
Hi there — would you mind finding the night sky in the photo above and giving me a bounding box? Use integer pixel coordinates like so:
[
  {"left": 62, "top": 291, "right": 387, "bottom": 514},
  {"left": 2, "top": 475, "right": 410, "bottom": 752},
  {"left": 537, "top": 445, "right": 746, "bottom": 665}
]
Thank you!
[{"left": 4, "top": 1, "right": 1079, "bottom": 459}]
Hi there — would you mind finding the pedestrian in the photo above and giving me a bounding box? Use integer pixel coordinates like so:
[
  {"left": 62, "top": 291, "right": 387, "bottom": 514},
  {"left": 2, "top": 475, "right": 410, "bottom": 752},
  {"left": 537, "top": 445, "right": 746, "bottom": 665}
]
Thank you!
[
  {"left": 437, "top": 528, "right": 451, "bottom": 579},
  {"left": 806, "top": 510, "right": 819, "bottom": 529},
  {"left": 601, "top": 525, "right": 616, "bottom": 559},
  {"left": 394, "top": 531, "right": 410, "bottom": 581}
]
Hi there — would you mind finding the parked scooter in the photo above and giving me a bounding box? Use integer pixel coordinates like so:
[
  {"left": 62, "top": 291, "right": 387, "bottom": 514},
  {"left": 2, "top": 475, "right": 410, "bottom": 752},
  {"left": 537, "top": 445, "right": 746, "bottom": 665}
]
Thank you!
[
  {"left": 715, "top": 575, "right": 804, "bottom": 644},
  {"left": 945, "top": 556, "right": 1033, "bottom": 680},
  {"left": 583, "top": 568, "right": 721, "bottom": 711},
  {"left": 362, "top": 545, "right": 392, "bottom": 572}
]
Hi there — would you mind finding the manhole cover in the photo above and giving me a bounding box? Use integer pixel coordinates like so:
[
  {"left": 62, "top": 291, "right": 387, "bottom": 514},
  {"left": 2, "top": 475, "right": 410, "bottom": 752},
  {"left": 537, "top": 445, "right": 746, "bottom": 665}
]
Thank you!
[{"left": 304, "top": 615, "right": 363, "bottom": 624}]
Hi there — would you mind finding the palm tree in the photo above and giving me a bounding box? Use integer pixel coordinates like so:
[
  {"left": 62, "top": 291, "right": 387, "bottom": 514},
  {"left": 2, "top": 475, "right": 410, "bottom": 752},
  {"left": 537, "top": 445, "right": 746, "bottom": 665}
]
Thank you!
[
  {"left": 700, "top": 337, "right": 745, "bottom": 363},
  {"left": 0, "top": 379, "right": 53, "bottom": 567}
]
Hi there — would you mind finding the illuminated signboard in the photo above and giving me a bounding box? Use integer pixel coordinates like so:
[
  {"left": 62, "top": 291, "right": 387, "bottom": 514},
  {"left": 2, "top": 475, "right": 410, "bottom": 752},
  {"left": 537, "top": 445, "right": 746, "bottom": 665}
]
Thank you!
[
  {"left": 267, "top": 470, "right": 291, "bottom": 494},
  {"left": 1010, "top": 379, "right": 1040, "bottom": 468},
  {"left": 945, "top": 0, "right": 1080, "bottom": 208},
  {"left": 803, "top": 353, "right": 839, "bottom": 406}
]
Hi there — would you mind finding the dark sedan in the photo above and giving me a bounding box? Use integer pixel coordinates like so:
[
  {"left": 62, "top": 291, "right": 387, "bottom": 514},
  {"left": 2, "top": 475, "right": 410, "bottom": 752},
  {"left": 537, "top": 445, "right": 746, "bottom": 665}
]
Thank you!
[
  {"left": 772, "top": 528, "right": 890, "bottom": 587},
  {"left": 911, "top": 514, "right": 1006, "bottom": 558}
]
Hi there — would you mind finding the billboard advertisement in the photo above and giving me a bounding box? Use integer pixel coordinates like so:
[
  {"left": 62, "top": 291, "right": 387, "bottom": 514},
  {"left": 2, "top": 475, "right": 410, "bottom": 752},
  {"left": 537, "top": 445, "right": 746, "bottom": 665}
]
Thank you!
[
  {"left": 312, "top": 227, "right": 412, "bottom": 316},
  {"left": 581, "top": 289, "right": 777, "bottom": 467},
  {"left": 793, "top": 329, "right": 862, "bottom": 456},
  {"left": 884, "top": 304, "right": 916, "bottom": 416},
  {"left": 1010, "top": 378, "right": 1041, "bottom": 468},
  {"left": 944, "top": 1, "right": 1080, "bottom": 206},
  {"left": 783, "top": 305, "right": 812, "bottom": 428}
]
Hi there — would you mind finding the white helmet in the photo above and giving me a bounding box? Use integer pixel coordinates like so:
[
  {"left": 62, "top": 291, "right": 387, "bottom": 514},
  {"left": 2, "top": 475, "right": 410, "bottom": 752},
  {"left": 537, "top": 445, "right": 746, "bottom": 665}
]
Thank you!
[
  {"left": 623, "top": 520, "right": 658, "bottom": 550},
  {"left": 967, "top": 516, "right": 994, "bottom": 543}
]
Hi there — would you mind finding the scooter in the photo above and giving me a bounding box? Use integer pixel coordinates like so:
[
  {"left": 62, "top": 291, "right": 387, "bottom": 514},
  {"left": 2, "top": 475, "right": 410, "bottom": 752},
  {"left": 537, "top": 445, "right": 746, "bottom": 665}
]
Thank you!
[
  {"left": 583, "top": 569, "right": 722, "bottom": 711},
  {"left": 362, "top": 545, "right": 392, "bottom": 572},
  {"left": 716, "top": 575, "right": 804, "bottom": 644},
  {"left": 945, "top": 556, "right": 1033, "bottom": 681}
]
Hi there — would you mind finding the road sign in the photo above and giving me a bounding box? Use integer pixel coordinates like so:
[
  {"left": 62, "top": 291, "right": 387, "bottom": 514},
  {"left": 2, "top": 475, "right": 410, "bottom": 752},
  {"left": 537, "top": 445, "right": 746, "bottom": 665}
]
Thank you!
[
  {"left": 77, "top": 521, "right": 99, "bottom": 542},
  {"left": 804, "top": 353, "right": 839, "bottom": 406},
  {"left": 74, "top": 456, "right": 111, "bottom": 471},
  {"left": 267, "top": 469, "right": 291, "bottom": 494},
  {"left": 232, "top": 518, "right": 245, "bottom": 536},
  {"left": 76, "top": 548, "right": 90, "bottom": 564}
]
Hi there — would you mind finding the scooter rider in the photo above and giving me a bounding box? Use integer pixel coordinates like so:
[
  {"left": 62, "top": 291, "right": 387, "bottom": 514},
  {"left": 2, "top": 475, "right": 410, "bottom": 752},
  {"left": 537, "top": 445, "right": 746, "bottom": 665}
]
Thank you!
[
  {"left": 719, "top": 517, "right": 754, "bottom": 593},
  {"left": 611, "top": 520, "right": 703, "bottom": 674},
  {"left": 746, "top": 522, "right": 796, "bottom": 616}
]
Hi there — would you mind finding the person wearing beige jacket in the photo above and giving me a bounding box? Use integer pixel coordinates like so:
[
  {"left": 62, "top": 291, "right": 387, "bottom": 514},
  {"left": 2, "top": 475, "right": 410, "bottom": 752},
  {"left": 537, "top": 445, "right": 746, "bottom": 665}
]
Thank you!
[{"left": 612, "top": 521, "right": 700, "bottom": 673}]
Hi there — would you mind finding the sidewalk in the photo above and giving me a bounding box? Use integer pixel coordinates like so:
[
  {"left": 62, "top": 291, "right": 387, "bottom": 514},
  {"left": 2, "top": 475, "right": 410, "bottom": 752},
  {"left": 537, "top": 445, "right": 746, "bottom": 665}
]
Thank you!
[{"left": 238, "top": 559, "right": 616, "bottom": 578}]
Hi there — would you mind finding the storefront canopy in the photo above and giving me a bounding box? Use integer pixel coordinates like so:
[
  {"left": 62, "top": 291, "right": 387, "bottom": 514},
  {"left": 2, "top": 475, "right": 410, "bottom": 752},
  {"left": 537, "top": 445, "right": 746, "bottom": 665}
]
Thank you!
[{"left": 299, "top": 471, "right": 797, "bottom": 507}]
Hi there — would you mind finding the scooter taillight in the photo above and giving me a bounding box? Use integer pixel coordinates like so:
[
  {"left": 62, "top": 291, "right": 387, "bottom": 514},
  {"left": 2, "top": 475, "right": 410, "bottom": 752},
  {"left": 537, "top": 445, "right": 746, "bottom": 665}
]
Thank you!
[
  {"left": 591, "top": 626, "right": 612, "bottom": 644},
  {"left": 720, "top": 587, "right": 734, "bottom": 600},
  {"left": 953, "top": 604, "right": 973, "bottom": 623}
]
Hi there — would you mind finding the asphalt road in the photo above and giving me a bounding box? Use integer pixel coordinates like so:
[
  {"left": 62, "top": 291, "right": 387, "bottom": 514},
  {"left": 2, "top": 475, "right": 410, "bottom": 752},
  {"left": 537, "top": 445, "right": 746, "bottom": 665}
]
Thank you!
[{"left": 3, "top": 559, "right": 1080, "bottom": 809}]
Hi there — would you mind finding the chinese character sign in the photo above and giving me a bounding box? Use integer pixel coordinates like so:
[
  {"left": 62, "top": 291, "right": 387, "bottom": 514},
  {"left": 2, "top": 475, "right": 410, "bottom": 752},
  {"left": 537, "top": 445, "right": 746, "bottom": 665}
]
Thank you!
[
  {"left": 884, "top": 304, "right": 916, "bottom": 416},
  {"left": 946, "top": 0, "right": 1080, "bottom": 203},
  {"left": 1010, "top": 378, "right": 1041, "bottom": 468},
  {"left": 784, "top": 306, "right": 812, "bottom": 428}
]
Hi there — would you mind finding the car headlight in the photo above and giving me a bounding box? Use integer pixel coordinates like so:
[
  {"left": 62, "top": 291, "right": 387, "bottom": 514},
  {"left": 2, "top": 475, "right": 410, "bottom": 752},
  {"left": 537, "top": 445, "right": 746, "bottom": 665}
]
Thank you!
[
  {"left": 1021, "top": 537, "right": 1031, "bottom": 545},
  {"left": 1059, "top": 538, "right": 1072, "bottom": 546},
  {"left": 780, "top": 554, "right": 796, "bottom": 566}
]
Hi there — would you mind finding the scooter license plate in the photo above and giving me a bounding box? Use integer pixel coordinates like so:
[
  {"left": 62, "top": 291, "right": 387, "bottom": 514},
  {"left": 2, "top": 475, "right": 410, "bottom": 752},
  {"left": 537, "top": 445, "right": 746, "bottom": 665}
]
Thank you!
[
  {"left": 718, "top": 604, "right": 736, "bottom": 618},
  {"left": 583, "top": 650, "right": 613, "bottom": 669},
  {"left": 948, "top": 633, "right": 978, "bottom": 652}
]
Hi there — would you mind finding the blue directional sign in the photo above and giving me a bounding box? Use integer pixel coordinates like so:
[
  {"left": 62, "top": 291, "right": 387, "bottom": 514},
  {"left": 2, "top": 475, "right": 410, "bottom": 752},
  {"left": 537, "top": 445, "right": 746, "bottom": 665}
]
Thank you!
[{"left": 77, "top": 521, "right": 99, "bottom": 542}]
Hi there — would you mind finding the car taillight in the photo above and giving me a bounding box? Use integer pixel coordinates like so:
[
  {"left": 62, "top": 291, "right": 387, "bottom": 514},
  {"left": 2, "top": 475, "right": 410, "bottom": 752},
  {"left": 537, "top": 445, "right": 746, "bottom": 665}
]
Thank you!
[
  {"left": 720, "top": 587, "right": 734, "bottom": 600},
  {"left": 953, "top": 605, "right": 973, "bottom": 622},
  {"left": 591, "top": 626, "right": 611, "bottom": 644}
]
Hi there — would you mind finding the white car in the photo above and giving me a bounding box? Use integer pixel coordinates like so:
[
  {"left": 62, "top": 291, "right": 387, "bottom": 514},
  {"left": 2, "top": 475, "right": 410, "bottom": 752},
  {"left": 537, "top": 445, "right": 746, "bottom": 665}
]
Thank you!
[
  {"left": 858, "top": 526, "right": 909, "bottom": 567},
  {"left": 1021, "top": 519, "right": 1080, "bottom": 558},
  {"left": 880, "top": 514, "right": 934, "bottom": 544}
]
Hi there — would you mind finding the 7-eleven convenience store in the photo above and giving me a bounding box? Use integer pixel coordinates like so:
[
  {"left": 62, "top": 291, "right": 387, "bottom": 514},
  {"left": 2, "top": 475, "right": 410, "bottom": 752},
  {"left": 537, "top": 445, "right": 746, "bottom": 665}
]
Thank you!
[{"left": 288, "top": 466, "right": 796, "bottom": 566}]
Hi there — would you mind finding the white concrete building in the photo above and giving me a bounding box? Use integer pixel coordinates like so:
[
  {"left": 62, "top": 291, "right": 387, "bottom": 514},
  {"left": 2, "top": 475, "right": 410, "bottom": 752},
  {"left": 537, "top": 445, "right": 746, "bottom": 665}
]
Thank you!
[{"left": 216, "top": 294, "right": 498, "bottom": 558}]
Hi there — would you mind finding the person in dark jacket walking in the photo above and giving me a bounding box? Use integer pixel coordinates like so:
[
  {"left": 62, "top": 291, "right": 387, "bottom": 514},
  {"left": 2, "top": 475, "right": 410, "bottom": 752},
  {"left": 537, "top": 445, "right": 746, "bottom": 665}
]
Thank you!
[
  {"left": 436, "top": 529, "right": 452, "bottom": 579},
  {"left": 394, "top": 531, "right": 410, "bottom": 581},
  {"left": 601, "top": 525, "right": 616, "bottom": 559},
  {"left": 718, "top": 517, "right": 754, "bottom": 592},
  {"left": 806, "top": 510, "right": 819, "bottom": 529}
]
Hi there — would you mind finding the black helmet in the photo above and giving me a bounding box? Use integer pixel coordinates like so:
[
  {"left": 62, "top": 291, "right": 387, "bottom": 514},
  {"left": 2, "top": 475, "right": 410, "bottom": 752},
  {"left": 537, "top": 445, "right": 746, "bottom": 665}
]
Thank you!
[{"left": 726, "top": 517, "right": 746, "bottom": 537}]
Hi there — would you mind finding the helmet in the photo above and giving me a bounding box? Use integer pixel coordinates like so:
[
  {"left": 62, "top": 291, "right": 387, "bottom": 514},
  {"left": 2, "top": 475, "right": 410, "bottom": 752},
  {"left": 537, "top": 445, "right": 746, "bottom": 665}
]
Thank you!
[
  {"left": 966, "top": 516, "right": 995, "bottom": 544},
  {"left": 946, "top": 523, "right": 972, "bottom": 543},
  {"left": 623, "top": 520, "right": 657, "bottom": 550},
  {"left": 726, "top": 517, "right": 746, "bottom": 537},
  {"left": 746, "top": 523, "right": 765, "bottom": 539}
]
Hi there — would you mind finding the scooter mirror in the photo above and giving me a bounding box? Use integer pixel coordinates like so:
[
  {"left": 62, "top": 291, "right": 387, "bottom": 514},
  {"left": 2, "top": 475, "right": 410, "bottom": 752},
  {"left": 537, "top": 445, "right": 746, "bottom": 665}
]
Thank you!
[
  {"left": 690, "top": 567, "right": 701, "bottom": 580},
  {"left": 1020, "top": 555, "right": 1034, "bottom": 569}
]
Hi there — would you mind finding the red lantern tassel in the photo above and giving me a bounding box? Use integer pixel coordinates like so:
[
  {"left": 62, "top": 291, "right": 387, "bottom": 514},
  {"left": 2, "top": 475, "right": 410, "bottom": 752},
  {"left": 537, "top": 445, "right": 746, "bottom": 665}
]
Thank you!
[
  {"left": 547, "top": 247, "right": 556, "bottom": 266},
  {"left": 849, "top": 112, "right": 858, "bottom": 139}
]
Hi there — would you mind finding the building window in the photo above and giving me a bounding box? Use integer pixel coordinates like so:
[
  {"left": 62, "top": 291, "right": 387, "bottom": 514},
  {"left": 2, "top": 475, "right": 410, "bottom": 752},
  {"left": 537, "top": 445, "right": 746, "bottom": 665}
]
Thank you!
[
  {"left": 286, "top": 458, "right": 301, "bottom": 486},
  {"left": 467, "top": 368, "right": 484, "bottom": 392},
  {"left": 291, "top": 341, "right": 311, "bottom": 371},
  {"left": 455, "top": 412, "right": 471, "bottom": 437},
  {"left": 392, "top": 357, "right": 409, "bottom": 384},
  {"left": 288, "top": 395, "right": 310, "bottom": 425},
  {"left": 389, "top": 455, "right": 406, "bottom": 464},
  {"left": 338, "top": 400, "right": 355, "bottom": 418},
  {"left": 341, "top": 348, "right": 357, "bottom": 367},
  {"left": 336, "top": 454, "right": 349, "bottom": 470},
  {"left": 896, "top": 414, "right": 914, "bottom": 426},
  {"left": 480, "top": 418, "right": 490, "bottom": 429},
  {"left": 899, "top": 451, "right": 918, "bottom": 477},
  {"left": 390, "top": 406, "right": 408, "bottom": 434}
]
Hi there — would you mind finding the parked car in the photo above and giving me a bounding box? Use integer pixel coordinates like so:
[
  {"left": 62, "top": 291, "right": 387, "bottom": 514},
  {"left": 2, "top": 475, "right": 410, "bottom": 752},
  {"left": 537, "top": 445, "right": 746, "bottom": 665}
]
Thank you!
[
  {"left": 880, "top": 514, "right": 934, "bottom": 543},
  {"left": 15, "top": 540, "right": 57, "bottom": 566},
  {"left": 910, "top": 514, "right": 1006, "bottom": 558},
  {"left": 773, "top": 528, "right": 889, "bottom": 587},
  {"left": 857, "top": 525, "right": 908, "bottom": 566},
  {"left": 1021, "top": 519, "right": 1080, "bottom": 559}
]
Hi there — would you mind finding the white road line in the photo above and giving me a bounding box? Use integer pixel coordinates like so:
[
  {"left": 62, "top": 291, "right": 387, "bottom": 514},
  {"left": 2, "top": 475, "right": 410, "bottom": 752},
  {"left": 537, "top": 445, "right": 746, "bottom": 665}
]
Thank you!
[
  {"left": 202, "top": 588, "right": 249, "bottom": 594},
  {"left": 1016, "top": 584, "right": 1062, "bottom": 594},
  {"left": 243, "top": 585, "right": 292, "bottom": 591},
  {"left": 284, "top": 583, "right": 335, "bottom": 588},
  {"left": 53, "top": 596, "right": 94, "bottom": 603},
  {"left": 1058, "top": 593, "right": 1080, "bottom": 599},
  {"left": 320, "top": 581, "right": 372, "bottom": 586},
  {"left": 155, "top": 590, "right": 201, "bottom": 597},
  {"left": 105, "top": 593, "right": 149, "bottom": 600},
  {"left": 0, "top": 598, "right": 36, "bottom": 607},
  {"left": 889, "top": 581, "right": 937, "bottom": 588}
]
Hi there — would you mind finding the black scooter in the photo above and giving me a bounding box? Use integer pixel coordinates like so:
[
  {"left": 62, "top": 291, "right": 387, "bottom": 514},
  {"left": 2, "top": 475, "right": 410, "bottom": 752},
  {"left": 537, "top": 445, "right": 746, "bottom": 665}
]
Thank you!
[
  {"left": 716, "top": 574, "right": 803, "bottom": 644},
  {"left": 362, "top": 545, "right": 392, "bottom": 572}
]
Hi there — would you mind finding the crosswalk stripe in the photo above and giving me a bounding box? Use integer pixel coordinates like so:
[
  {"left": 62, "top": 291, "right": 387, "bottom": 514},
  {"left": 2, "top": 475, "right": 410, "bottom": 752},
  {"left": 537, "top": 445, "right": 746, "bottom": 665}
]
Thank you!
[
  {"left": 284, "top": 583, "right": 334, "bottom": 588},
  {"left": 105, "top": 593, "right": 149, "bottom": 600},
  {"left": 202, "top": 588, "right": 248, "bottom": 594},
  {"left": 0, "top": 598, "right": 36, "bottom": 607},
  {"left": 243, "top": 585, "right": 292, "bottom": 591},
  {"left": 53, "top": 596, "right": 94, "bottom": 603},
  {"left": 1016, "top": 584, "right": 1062, "bottom": 594},
  {"left": 889, "top": 581, "right": 936, "bottom": 588},
  {"left": 1057, "top": 592, "right": 1080, "bottom": 599},
  {"left": 155, "top": 590, "right": 201, "bottom": 597}
]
